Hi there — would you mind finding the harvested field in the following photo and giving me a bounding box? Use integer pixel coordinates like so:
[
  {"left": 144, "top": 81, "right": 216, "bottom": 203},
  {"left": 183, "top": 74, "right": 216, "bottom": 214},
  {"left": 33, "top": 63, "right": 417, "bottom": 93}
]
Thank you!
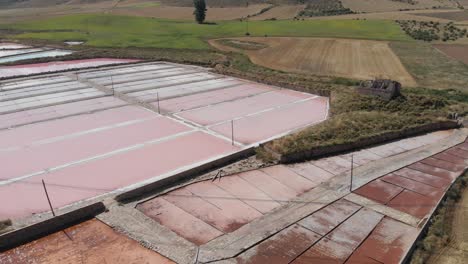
[
  {"left": 250, "top": 5, "right": 305, "bottom": 20},
  {"left": 413, "top": 10, "right": 468, "bottom": 21},
  {"left": 390, "top": 41, "right": 468, "bottom": 90},
  {"left": 341, "top": 0, "right": 454, "bottom": 13},
  {"left": 434, "top": 44, "right": 468, "bottom": 65},
  {"left": 212, "top": 37, "right": 417, "bottom": 86},
  {"left": 0, "top": 219, "right": 174, "bottom": 263},
  {"left": 110, "top": 4, "right": 272, "bottom": 20}
]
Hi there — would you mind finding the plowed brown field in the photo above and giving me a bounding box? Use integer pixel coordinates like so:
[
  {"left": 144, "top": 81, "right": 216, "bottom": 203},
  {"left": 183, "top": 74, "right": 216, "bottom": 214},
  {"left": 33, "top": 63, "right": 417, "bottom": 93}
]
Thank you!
[
  {"left": 341, "top": 0, "right": 455, "bottom": 13},
  {"left": 212, "top": 37, "right": 417, "bottom": 86},
  {"left": 434, "top": 44, "right": 468, "bottom": 65}
]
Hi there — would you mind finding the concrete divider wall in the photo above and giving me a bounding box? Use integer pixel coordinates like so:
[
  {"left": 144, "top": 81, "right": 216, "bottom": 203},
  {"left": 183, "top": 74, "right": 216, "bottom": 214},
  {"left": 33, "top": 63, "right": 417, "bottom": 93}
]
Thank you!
[
  {"left": 0, "top": 202, "right": 105, "bottom": 252},
  {"left": 116, "top": 147, "right": 256, "bottom": 202},
  {"left": 278, "top": 121, "right": 460, "bottom": 163}
]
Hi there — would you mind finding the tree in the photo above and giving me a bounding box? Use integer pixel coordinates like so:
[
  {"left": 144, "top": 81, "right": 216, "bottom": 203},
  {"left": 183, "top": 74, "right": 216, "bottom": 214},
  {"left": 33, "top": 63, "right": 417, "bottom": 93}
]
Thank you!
[{"left": 193, "top": 0, "right": 207, "bottom": 24}]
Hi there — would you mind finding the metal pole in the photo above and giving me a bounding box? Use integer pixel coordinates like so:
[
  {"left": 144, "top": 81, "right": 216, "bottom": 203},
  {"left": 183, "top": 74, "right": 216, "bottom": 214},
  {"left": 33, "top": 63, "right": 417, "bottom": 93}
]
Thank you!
[
  {"left": 157, "top": 92, "right": 161, "bottom": 114},
  {"left": 350, "top": 154, "right": 354, "bottom": 192},
  {"left": 246, "top": 18, "right": 249, "bottom": 35},
  {"left": 246, "top": 1, "right": 249, "bottom": 35},
  {"left": 231, "top": 120, "right": 234, "bottom": 146},
  {"left": 111, "top": 76, "right": 114, "bottom": 96},
  {"left": 42, "top": 179, "right": 56, "bottom": 217}
]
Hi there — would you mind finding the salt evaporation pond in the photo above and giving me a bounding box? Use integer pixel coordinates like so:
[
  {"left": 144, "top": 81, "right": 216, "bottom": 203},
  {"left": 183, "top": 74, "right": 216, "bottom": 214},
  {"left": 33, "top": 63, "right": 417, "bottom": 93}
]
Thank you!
[
  {"left": 0, "top": 50, "right": 73, "bottom": 64},
  {"left": 0, "top": 58, "right": 140, "bottom": 78},
  {"left": 0, "top": 43, "right": 30, "bottom": 50}
]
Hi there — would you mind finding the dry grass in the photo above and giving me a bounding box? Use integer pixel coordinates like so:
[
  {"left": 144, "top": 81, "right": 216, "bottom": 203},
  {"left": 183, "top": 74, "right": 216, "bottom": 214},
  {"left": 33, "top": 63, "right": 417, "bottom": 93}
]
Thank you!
[
  {"left": 305, "top": 9, "right": 461, "bottom": 23},
  {"left": 265, "top": 87, "right": 468, "bottom": 156},
  {"left": 0, "top": 219, "right": 12, "bottom": 234},
  {"left": 110, "top": 4, "right": 272, "bottom": 20},
  {"left": 212, "top": 37, "right": 417, "bottom": 86},
  {"left": 390, "top": 41, "right": 468, "bottom": 91},
  {"left": 342, "top": 0, "right": 455, "bottom": 13},
  {"left": 410, "top": 172, "right": 468, "bottom": 264}
]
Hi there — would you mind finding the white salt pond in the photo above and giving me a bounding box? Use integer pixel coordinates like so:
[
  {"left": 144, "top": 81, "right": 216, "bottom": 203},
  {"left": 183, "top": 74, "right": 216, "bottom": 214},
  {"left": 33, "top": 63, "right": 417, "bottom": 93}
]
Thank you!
[
  {"left": 0, "top": 58, "right": 140, "bottom": 78},
  {"left": 0, "top": 50, "right": 73, "bottom": 64}
]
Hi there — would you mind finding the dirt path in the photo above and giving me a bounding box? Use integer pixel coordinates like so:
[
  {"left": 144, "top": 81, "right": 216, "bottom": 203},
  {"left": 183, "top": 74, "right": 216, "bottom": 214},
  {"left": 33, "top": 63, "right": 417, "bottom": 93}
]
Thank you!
[{"left": 428, "top": 186, "right": 468, "bottom": 264}]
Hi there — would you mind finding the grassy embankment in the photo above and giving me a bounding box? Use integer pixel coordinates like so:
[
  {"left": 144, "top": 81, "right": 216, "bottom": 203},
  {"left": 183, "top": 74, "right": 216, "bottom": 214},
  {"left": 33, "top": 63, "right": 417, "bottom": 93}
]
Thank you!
[{"left": 1, "top": 14, "right": 467, "bottom": 160}]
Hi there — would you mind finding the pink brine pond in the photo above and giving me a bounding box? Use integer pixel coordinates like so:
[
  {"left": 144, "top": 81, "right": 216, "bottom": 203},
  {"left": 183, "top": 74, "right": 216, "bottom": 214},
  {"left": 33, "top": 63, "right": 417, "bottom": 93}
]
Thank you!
[{"left": 0, "top": 58, "right": 140, "bottom": 78}]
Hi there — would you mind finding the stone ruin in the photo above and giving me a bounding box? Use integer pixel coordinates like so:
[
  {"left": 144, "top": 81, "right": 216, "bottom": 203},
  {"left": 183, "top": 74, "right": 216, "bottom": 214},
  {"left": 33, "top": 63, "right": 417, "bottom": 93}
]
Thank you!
[{"left": 357, "top": 79, "right": 402, "bottom": 100}]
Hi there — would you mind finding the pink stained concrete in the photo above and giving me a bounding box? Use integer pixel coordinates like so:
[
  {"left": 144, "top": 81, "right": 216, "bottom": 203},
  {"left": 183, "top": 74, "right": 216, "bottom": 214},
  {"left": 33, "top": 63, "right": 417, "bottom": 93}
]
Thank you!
[
  {"left": 213, "top": 175, "right": 281, "bottom": 214},
  {"left": 324, "top": 208, "right": 383, "bottom": 250},
  {"left": 447, "top": 147, "right": 468, "bottom": 159},
  {"left": 162, "top": 188, "right": 248, "bottom": 232},
  {"left": 0, "top": 97, "right": 127, "bottom": 129},
  {"left": 408, "top": 162, "right": 459, "bottom": 181},
  {"left": 347, "top": 217, "right": 419, "bottom": 264},
  {"left": 288, "top": 163, "right": 335, "bottom": 184},
  {"left": 239, "top": 170, "right": 299, "bottom": 202},
  {"left": 459, "top": 142, "right": 468, "bottom": 151},
  {"left": 184, "top": 181, "right": 263, "bottom": 226},
  {"left": 178, "top": 90, "right": 314, "bottom": 126},
  {"left": 366, "top": 143, "right": 407, "bottom": 158},
  {"left": 235, "top": 224, "right": 322, "bottom": 264},
  {"left": 354, "top": 179, "right": 404, "bottom": 204},
  {"left": 341, "top": 150, "right": 382, "bottom": 166},
  {"left": 210, "top": 97, "right": 328, "bottom": 145},
  {"left": 137, "top": 197, "right": 224, "bottom": 245},
  {"left": 393, "top": 137, "right": 427, "bottom": 151},
  {"left": 311, "top": 156, "right": 352, "bottom": 176},
  {"left": 299, "top": 199, "right": 362, "bottom": 236},
  {"left": 0, "top": 105, "right": 154, "bottom": 150},
  {"left": 381, "top": 173, "right": 444, "bottom": 199},
  {"left": 421, "top": 157, "right": 466, "bottom": 172},
  {"left": 1, "top": 131, "right": 238, "bottom": 219},
  {"left": 393, "top": 167, "right": 452, "bottom": 189},
  {"left": 260, "top": 165, "right": 318, "bottom": 194},
  {"left": 1, "top": 117, "right": 191, "bottom": 181},
  {"left": 0, "top": 59, "right": 139, "bottom": 78},
  {"left": 387, "top": 190, "right": 438, "bottom": 218},
  {"left": 156, "top": 84, "right": 271, "bottom": 113},
  {"left": 434, "top": 152, "right": 468, "bottom": 165},
  {"left": 293, "top": 237, "right": 353, "bottom": 263}
]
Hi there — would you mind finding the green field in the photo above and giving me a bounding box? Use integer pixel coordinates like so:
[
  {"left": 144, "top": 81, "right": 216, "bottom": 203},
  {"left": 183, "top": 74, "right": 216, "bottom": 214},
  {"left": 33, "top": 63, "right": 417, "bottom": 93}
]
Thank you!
[{"left": 2, "top": 14, "right": 411, "bottom": 49}]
